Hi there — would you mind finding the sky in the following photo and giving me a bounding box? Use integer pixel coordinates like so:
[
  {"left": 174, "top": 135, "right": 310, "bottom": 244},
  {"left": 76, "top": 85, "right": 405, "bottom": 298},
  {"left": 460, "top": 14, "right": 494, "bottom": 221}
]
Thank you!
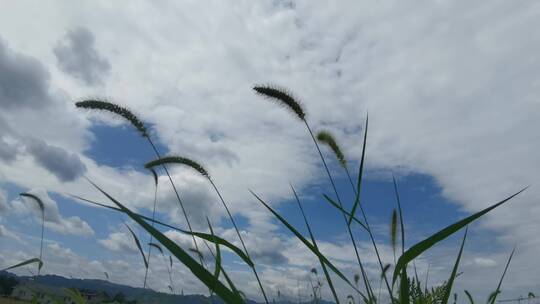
[{"left": 0, "top": 1, "right": 539, "bottom": 303}]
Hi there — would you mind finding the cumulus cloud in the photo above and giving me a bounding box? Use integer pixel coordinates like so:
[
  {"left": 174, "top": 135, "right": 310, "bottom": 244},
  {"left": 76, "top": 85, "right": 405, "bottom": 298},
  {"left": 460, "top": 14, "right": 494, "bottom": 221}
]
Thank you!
[
  {"left": 0, "top": 224, "right": 21, "bottom": 242},
  {"left": 0, "top": 38, "right": 52, "bottom": 109},
  {"left": 12, "top": 189, "right": 94, "bottom": 236},
  {"left": 53, "top": 27, "right": 111, "bottom": 85},
  {"left": 24, "top": 138, "right": 87, "bottom": 182},
  {"left": 98, "top": 231, "right": 138, "bottom": 254}
]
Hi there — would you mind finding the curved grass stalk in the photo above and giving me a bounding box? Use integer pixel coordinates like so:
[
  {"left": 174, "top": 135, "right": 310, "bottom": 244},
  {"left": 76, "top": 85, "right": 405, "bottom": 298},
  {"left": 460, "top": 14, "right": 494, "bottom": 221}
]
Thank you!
[
  {"left": 488, "top": 247, "right": 516, "bottom": 304},
  {"left": 291, "top": 185, "right": 340, "bottom": 304},
  {"left": 19, "top": 193, "right": 45, "bottom": 277},
  {"left": 145, "top": 155, "right": 270, "bottom": 303},
  {"left": 143, "top": 169, "right": 159, "bottom": 289}
]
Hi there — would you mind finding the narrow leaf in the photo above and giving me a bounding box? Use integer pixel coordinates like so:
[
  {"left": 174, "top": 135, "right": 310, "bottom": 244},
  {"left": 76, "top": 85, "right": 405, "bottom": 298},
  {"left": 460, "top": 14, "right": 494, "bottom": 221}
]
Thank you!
[
  {"left": 392, "top": 187, "right": 526, "bottom": 285},
  {"left": 2, "top": 258, "right": 43, "bottom": 272},
  {"left": 322, "top": 195, "right": 368, "bottom": 231},
  {"left": 124, "top": 223, "right": 148, "bottom": 269},
  {"left": 348, "top": 115, "right": 368, "bottom": 225},
  {"left": 87, "top": 179, "right": 244, "bottom": 303},
  {"left": 251, "top": 190, "right": 362, "bottom": 295},
  {"left": 70, "top": 194, "right": 254, "bottom": 267},
  {"left": 442, "top": 228, "right": 468, "bottom": 304}
]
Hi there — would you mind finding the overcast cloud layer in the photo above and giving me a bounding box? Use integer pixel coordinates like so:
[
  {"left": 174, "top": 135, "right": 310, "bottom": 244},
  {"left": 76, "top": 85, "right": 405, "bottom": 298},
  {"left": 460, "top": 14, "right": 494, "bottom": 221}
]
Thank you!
[{"left": 0, "top": 1, "right": 539, "bottom": 302}]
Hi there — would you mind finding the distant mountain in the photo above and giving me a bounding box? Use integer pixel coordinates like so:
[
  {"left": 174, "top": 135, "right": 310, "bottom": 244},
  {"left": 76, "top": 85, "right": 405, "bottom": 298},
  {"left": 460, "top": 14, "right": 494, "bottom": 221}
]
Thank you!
[{"left": 1, "top": 271, "right": 335, "bottom": 304}]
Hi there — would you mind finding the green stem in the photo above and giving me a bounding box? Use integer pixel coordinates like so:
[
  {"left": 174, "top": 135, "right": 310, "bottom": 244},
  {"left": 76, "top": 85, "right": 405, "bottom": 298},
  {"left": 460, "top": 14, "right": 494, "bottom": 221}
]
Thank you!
[
  {"left": 208, "top": 180, "right": 269, "bottom": 304},
  {"left": 303, "top": 120, "right": 374, "bottom": 301}
]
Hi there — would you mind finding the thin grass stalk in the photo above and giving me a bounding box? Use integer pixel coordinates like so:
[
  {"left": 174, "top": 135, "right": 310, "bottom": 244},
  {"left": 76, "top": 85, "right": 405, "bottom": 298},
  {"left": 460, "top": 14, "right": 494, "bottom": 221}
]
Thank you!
[
  {"left": 343, "top": 164, "right": 394, "bottom": 303},
  {"left": 145, "top": 138, "right": 208, "bottom": 270},
  {"left": 207, "top": 179, "right": 269, "bottom": 304},
  {"left": 291, "top": 185, "right": 340, "bottom": 304},
  {"left": 489, "top": 247, "right": 516, "bottom": 304},
  {"left": 143, "top": 172, "right": 159, "bottom": 289},
  {"left": 304, "top": 120, "right": 374, "bottom": 301}
]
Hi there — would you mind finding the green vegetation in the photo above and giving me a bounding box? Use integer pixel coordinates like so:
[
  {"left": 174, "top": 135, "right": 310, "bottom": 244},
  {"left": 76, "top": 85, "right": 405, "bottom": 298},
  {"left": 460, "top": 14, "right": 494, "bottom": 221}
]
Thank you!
[{"left": 1, "top": 85, "right": 528, "bottom": 304}]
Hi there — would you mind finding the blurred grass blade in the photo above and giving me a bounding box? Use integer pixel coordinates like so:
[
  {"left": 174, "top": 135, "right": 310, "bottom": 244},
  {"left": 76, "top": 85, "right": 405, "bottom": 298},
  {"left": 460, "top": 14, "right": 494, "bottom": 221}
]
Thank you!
[
  {"left": 87, "top": 179, "right": 244, "bottom": 304},
  {"left": 291, "top": 185, "right": 342, "bottom": 304},
  {"left": 392, "top": 187, "right": 526, "bottom": 285},
  {"left": 149, "top": 242, "right": 164, "bottom": 255},
  {"left": 124, "top": 223, "right": 148, "bottom": 269},
  {"left": 322, "top": 195, "right": 368, "bottom": 231},
  {"left": 65, "top": 288, "right": 85, "bottom": 304},
  {"left": 71, "top": 194, "right": 253, "bottom": 267},
  {"left": 348, "top": 114, "right": 368, "bottom": 225},
  {"left": 393, "top": 176, "right": 406, "bottom": 256},
  {"left": 251, "top": 190, "right": 363, "bottom": 295},
  {"left": 207, "top": 217, "right": 222, "bottom": 282},
  {"left": 400, "top": 267, "right": 409, "bottom": 304},
  {"left": 487, "top": 291, "right": 500, "bottom": 304},
  {"left": 464, "top": 290, "right": 474, "bottom": 304},
  {"left": 2, "top": 258, "right": 43, "bottom": 272},
  {"left": 442, "top": 228, "right": 468, "bottom": 304},
  {"left": 489, "top": 247, "right": 516, "bottom": 304}
]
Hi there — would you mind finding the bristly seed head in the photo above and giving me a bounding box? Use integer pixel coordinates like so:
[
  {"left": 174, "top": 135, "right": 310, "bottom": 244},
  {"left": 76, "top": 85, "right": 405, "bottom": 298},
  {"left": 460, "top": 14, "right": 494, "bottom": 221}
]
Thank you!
[
  {"left": 316, "top": 130, "right": 346, "bottom": 167},
  {"left": 391, "top": 209, "right": 398, "bottom": 254},
  {"left": 75, "top": 99, "right": 148, "bottom": 137},
  {"left": 253, "top": 85, "right": 306, "bottom": 121},
  {"left": 145, "top": 156, "right": 210, "bottom": 179}
]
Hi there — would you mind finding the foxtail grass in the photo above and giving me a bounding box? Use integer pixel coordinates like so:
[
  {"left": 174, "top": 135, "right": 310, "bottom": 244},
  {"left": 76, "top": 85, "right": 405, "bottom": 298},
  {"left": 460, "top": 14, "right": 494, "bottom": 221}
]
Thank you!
[
  {"left": 317, "top": 117, "right": 394, "bottom": 302},
  {"left": 145, "top": 155, "right": 269, "bottom": 303},
  {"left": 391, "top": 209, "right": 398, "bottom": 264},
  {"left": 76, "top": 99, "right": 208, "bottom": 283},
  {"left": 253, "top": 85, "right": 374, "bottom": 301}
]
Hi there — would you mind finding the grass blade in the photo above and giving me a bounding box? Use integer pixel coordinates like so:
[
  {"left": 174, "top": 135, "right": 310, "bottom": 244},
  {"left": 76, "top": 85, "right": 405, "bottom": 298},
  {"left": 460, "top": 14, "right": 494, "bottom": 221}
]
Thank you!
[
  {"left": 348, "top": 114, "right": 368, "bottom": 226},
  {"left": 148, "top": 242, "right": 164, "bottom": 255},
  {"left": 464, "top": 290, "right": 474, "bottom": 304},
  {"left": 2, "top": 258, "right": 43, "bottom": 272},
  {"left": 250, "top": 190, "right": 363, "bottom": 295},
  {"left": 207, "top": 218, "right": 222, "bottom": 282},
  {"left": 87, "top": 179, "right": 244, "bottom": 303},
  {"left": 442, "top": 228, "right": 468, "bottom": 304},
  {"left": 489, "top": 247, "right": 516, "bottom": 304},
  {"left": 70, "top": 194, "right": 254, "bottom": 267},
  {"left": 322, "top": 195, "right": 368, "bottom": 231},
  {"left": 392, "top": 187, "right": 526, "bottom": 285},
  {"left": 124, "top": 223, "right": 148, "bottom": 269},
  {"left": 65, "top": 288, "right": 85, "bottom": 304},
  {"left": 291, "top": 185, "right": 342, "bottom": 304}
]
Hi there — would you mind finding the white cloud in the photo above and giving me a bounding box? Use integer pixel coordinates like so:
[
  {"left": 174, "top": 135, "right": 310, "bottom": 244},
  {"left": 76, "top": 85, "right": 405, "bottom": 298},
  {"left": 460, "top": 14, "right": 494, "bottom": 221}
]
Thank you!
[
  {"left": 98, "top": 231, "right": 138, "bottom": 254},
  {"left": 0, "top": 1, "right": 539, "bottom": 301},
  {"left": 12, "top": 188, "right": 94, "bottom": 236}
]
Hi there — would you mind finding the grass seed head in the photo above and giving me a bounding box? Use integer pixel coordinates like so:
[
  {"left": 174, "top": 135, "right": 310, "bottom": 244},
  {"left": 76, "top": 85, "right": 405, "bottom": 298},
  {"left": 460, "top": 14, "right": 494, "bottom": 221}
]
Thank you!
[
  {"left": 391, "top": 209, "right": 398, "bottom": 254},
  {"left": 316, "top": 130, "right": 346, "bottom": 167},
  {"left": 145, "top": 156, "right": 210, "bottom": 179},
  {"left": 253, "top": 85, "right": 306, "bottom": 121},
  {"left": 76, "top": 99, "right": 148, "bottom": 137}
]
